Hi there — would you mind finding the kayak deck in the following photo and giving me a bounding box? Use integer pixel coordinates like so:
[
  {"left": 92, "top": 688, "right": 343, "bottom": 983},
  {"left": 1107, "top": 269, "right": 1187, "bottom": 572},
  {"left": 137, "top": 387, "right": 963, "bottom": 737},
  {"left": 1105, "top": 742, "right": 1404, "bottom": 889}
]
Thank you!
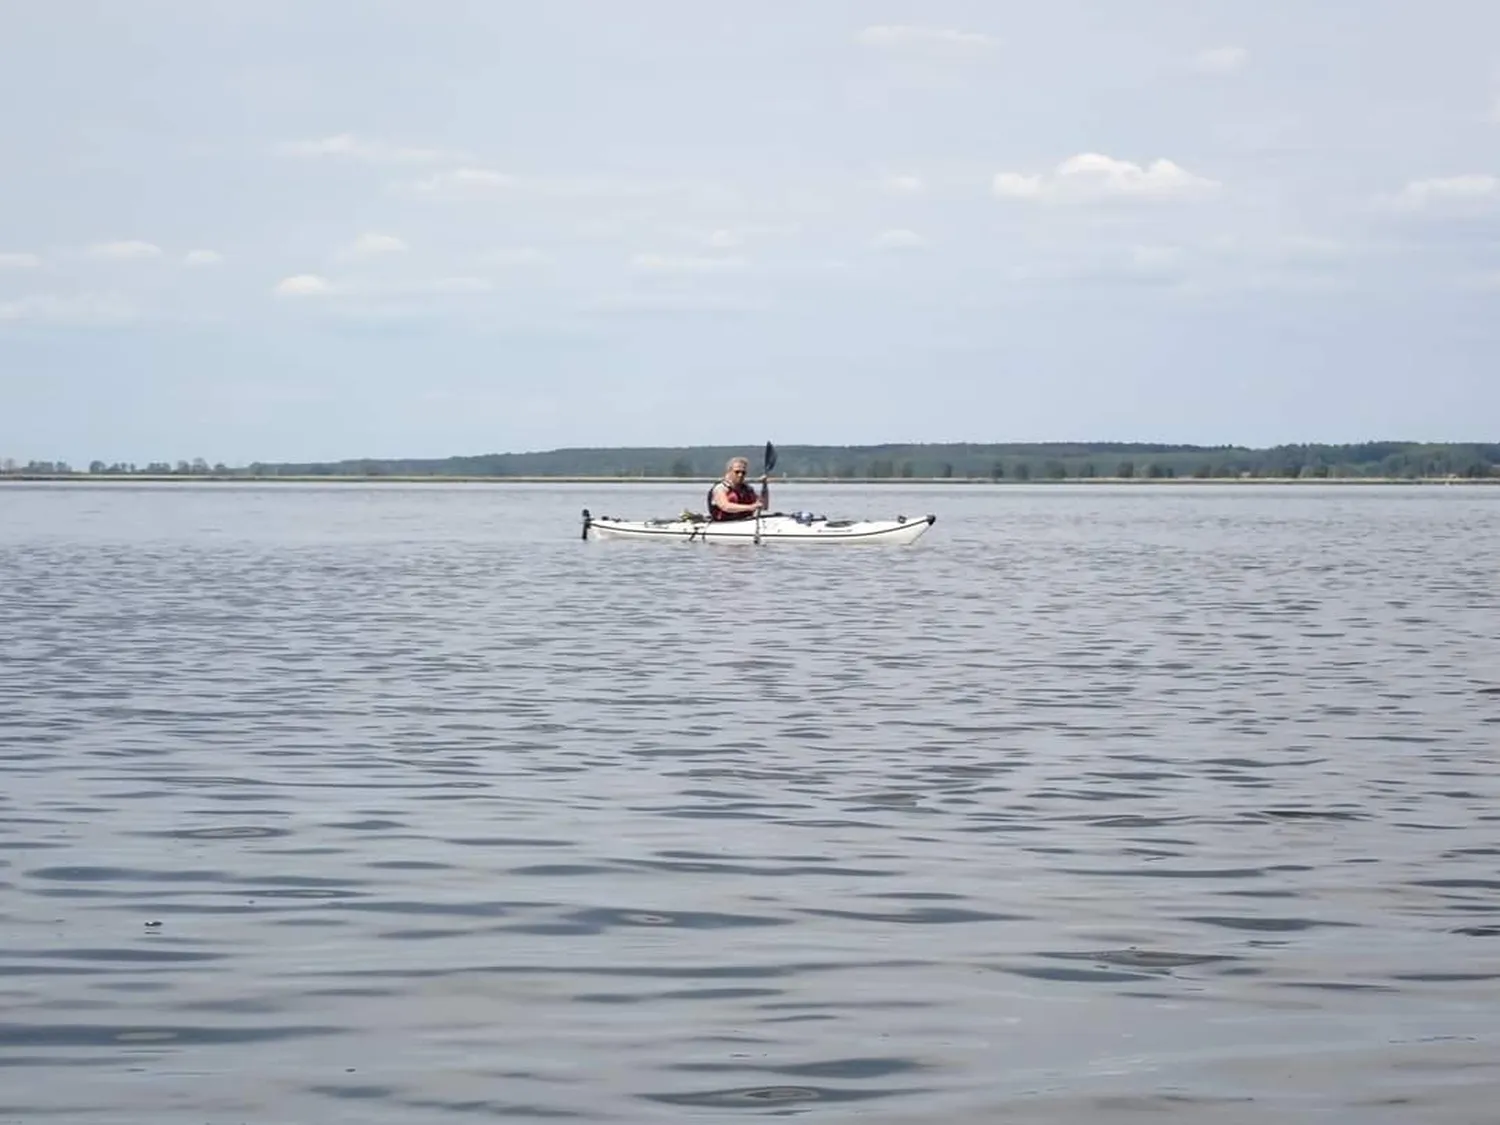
[{"left": 581, "top": 509, "right": 936, "bottom": 545}]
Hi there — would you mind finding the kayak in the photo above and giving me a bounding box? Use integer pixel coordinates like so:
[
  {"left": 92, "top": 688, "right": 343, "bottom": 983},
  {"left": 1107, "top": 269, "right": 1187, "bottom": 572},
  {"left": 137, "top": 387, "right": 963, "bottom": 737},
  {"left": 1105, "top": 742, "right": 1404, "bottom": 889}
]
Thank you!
[{"left": 581, "top": 509, "right": 936, "bottom": 545}]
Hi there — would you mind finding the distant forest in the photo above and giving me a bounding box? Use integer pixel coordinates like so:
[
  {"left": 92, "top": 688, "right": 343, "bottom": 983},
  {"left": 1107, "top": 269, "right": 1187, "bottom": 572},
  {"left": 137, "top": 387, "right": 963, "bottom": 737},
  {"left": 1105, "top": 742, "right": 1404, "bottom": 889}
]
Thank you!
[{"left": 8, "top": 441, "right": 1498, "bottom": 480}]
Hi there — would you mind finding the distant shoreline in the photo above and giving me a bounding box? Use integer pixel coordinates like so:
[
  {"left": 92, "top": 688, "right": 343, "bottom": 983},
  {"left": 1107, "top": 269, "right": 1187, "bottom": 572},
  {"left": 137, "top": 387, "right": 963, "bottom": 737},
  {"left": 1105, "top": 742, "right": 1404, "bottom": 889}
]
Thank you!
[{"left": 3, "top": 474, "right": 1495, "bottom": 486}]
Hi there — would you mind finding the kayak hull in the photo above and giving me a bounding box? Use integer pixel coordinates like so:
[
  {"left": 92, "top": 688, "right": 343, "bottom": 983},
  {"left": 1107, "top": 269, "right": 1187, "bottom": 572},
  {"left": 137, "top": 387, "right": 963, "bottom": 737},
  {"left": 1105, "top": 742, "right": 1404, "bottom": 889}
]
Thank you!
[{"left": 582, "top": 510, "right": 936, "bottom": 545}]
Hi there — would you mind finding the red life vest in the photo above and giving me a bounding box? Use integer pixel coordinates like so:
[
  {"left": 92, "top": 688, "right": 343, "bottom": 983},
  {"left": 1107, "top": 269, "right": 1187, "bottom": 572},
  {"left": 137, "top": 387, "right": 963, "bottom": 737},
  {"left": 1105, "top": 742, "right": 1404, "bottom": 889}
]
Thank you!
[{"left": 707, "top": 479, "right": 760, "bottom": 520}]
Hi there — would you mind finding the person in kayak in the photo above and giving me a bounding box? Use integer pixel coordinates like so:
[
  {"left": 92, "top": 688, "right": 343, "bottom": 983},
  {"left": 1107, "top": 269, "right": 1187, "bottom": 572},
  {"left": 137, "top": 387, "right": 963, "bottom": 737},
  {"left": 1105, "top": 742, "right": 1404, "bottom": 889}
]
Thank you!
[{"left": 707, "top": 456, "right": 768, "bottom": 520}]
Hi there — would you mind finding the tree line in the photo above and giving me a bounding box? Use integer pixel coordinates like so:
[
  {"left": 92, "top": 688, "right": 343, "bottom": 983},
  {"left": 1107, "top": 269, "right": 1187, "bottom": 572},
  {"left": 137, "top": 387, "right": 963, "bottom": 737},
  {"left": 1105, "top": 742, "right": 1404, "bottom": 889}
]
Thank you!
[{"left": 4, "top": 442, "right": 1497, "bottom": 481}]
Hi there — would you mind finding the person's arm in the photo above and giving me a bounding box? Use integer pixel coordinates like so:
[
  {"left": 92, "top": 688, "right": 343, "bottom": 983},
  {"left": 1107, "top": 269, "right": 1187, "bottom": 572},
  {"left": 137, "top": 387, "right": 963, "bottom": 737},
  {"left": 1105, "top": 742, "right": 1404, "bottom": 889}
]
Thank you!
[{"left": 711, "top": 482, "right": 761, "bottom": 515}]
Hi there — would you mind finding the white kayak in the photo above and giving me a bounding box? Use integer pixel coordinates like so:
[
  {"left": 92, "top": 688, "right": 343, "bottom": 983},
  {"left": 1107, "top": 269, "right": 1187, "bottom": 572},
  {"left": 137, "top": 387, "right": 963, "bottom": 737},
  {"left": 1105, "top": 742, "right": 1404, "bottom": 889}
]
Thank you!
[{"left": 581, "top": 509, "right": 936, "bottom": 545}]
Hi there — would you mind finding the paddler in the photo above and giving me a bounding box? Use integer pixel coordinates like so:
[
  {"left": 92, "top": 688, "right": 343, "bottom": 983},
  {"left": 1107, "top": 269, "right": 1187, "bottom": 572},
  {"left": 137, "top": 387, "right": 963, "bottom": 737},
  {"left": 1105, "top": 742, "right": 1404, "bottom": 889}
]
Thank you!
[{"left": 706, "top": 456, "right": 767, "bottom": 521}]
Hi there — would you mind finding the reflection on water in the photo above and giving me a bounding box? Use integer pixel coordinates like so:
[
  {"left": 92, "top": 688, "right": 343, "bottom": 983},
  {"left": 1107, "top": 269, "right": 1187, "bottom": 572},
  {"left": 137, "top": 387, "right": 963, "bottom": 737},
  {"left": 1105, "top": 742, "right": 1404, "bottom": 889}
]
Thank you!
[{"left": 1, "top": 481, "right": 1498, "bottom": 1122}]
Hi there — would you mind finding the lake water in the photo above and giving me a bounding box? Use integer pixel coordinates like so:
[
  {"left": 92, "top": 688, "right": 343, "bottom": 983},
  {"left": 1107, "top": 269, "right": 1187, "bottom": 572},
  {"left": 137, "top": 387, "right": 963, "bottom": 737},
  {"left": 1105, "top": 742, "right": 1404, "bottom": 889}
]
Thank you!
[{"left": 2, "top": 480, "right": 1498, "bottom": 1123}]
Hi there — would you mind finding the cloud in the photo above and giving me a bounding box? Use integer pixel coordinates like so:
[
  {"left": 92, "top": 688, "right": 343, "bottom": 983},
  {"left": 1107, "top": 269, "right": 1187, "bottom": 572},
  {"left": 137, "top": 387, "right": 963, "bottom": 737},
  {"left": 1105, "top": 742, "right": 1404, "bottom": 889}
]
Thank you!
[
  {"left": 484, "top": 247, "right": 551, "bottom": 267},
  {"left": 1128, "top": 244, "right": 1185, "bottom": 271},
  {"left": 406, "top": 276, "right": 492, "bottom": 295},
  {"left": 631, "top": 253, "right": 746, "bottom": 274},
  {"left": 0, "top": 252, "right": 41, "bottom": 269},
  {"left": 679, "top": 223, "right": 801, "bottom": 249},
  {"left": 883, "top": 174, "right": 925, "bottom": 196},
  {"left": 872, "top": 228, "right": 929, "bottom": 251},
  {"left": 407, "top": 167, "right": 733, "bottom": 207},
  {"left": 0, "top": 292, "right": 135, "bottom": 326},
  {"left": 271, "top": 274, "right": 496, "bottom": 303},
  {"left": 1005, "top": 242, "right": 1195, "bottom": 288},
  {"left": 1379, "top": 174, "right": 1499, "bottom": 214},
  {"left": 276, "top": 133, "right": 461, "bottom": 165},
  {"left": 86, "top": 240, "right": 163, "bottom": 260},
  {"left": 993, "top": 153, "right": 1221, "bottom": 203},
  {"left": 992, "top": 172, "right": 1045, "bottom": 200},
  {"left": 274, "top": 274, "right": 334, "bottom": 297},
  {"left": 344, "top": 232, "right": 408, "bottom": 256},
  {"left": 1204, "top": 234, "right": 1347, "bottom": 263},
  {"left": 410, "top": 167, "right": 519, "bottom": 199},
  {"left": 856, "top": 25, "right": 999, "bottom": 53},
  {"left": 587, "top": 292, "right": 768, "bottom": 315},
  {"left": 1192, "top": 46, "right": 1249, "bottom": 75},
  {"left": 182, "top": 249, "right": 223, "bottom": 266}
]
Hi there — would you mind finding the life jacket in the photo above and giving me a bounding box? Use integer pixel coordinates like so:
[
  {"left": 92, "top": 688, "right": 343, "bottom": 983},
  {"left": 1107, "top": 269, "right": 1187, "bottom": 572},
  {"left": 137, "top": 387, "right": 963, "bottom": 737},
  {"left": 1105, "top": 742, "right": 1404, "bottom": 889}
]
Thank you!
[{"left": 707, "top": 478, "right": 760, "bottom": 520}]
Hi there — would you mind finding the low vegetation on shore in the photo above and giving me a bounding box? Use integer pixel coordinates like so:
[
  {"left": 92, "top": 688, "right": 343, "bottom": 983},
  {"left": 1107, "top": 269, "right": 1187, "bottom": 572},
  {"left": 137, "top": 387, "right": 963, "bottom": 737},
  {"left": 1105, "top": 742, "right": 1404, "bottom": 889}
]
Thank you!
[{"left": 5, "top": 441, "right": 1497, "bottom": 482}]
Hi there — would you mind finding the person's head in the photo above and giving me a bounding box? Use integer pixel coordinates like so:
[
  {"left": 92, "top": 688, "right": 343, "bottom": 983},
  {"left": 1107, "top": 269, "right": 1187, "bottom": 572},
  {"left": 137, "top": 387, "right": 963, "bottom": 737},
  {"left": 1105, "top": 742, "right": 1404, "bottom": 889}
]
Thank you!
[{"left": 724, "top": 456, "right": 749, "bottom": 482}]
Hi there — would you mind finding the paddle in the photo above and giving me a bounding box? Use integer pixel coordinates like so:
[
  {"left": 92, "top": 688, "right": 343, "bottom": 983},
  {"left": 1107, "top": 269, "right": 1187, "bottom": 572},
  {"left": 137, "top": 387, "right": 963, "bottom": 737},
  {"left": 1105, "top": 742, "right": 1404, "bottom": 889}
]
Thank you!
[{"left": 755, "top": 440, "right": 777, "bottom": 545}]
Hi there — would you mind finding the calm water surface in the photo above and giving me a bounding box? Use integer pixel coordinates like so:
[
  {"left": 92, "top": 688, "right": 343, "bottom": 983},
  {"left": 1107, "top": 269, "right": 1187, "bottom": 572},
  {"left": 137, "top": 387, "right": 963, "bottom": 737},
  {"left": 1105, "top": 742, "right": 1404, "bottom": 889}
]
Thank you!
[{"left": 2, "top": 481, "right": 1498, "bottom": 1123}]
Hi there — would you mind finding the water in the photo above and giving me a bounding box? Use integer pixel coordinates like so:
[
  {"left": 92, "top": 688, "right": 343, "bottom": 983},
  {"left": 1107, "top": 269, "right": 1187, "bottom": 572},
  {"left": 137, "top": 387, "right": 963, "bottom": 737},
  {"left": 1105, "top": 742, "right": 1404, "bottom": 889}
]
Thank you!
[{"left": 2, "top": 480, "right": 1498, "bottom": 1123}]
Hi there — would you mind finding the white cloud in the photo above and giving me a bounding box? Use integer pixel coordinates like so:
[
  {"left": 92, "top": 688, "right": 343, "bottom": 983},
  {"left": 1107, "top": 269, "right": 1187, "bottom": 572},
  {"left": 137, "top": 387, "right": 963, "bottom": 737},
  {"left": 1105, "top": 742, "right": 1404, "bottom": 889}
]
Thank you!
[
  {"left": 1192, "top": 46, "right": 1249, "bottom": 75},
  {"left": 271, "top": 274, "right": 498, "bottom": 303},
  {"left": 872, "top": 228, "right": 929, "bottom": 251},
  {"left": 345, "top": 232, "right": 408, "bottom": 256},
  {"left": 0, "top": 292, "right": 135, "bottom": 325},
  {"left": 993, "top": 153, "right": 1221, "bottom": 203},
  {"left": 588, "top": 292, "right": 769, "bottom": 314},
  {"left": 1128, "top": 244, "right": 1186, "bottom": 275},
  {"left": 485, "top": 247, "right": 551, "bottom": 267},
  {"left": 407, "top": 276, "right": 492, "bottom": 295},
  {"left": 992, "top": 172, "right": 1044, "bottom": 199},
  {"left": 410, "top": 167, "right": 519, "bottom": 198},
  {"left": 883, "top": 174, "right": 926, "bottom": 196},
  {"left": 274, "top": 274, "right": 333, "bottom": 297},
  {"left": 0, "top": 252, "right": 41, "bottom": 269},
  {"left": 403, "top": 168, "right": 739, "bottom": 209},
  {"left": 631, "top": 253, "right": 746, "bottom": 274},
  {"left": 86, "top": 240, "right": 163, "bottom": 260},
  {"left": 276, "top": 133, "right": 461, "bottom": 165},
  {"left": 856, "top": 25, "right": 999, "bottom": 53},
  {"left": 1380, "top": 174, "right": 1499, "bottom": 213},
  {"left": 1006, "top": 243, "right": 1197, "bottom": 289},
  {"left": 1205, "top": 234, "right": 1347, "bottom": 262},
  {"left": 182, "top": 249, "right": 223, "bottom": 266},
  {"left": 679, "top": 223, "right": 800, "bottom": 249}
]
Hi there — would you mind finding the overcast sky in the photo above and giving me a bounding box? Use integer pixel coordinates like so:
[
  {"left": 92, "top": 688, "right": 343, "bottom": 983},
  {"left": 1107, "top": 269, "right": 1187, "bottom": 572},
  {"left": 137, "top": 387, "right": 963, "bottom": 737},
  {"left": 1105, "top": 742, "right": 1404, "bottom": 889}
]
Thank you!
[{"left": 2, "top": 0, "right": 1498, "bottom": 465}]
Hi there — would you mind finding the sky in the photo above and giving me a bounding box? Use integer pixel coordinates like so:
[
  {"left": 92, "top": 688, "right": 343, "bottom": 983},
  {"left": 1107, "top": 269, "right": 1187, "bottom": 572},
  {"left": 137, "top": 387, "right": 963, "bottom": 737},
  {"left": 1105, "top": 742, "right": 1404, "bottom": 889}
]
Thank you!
[{"left": 2, "top": 0, "right": 1498, "bottom": 466}]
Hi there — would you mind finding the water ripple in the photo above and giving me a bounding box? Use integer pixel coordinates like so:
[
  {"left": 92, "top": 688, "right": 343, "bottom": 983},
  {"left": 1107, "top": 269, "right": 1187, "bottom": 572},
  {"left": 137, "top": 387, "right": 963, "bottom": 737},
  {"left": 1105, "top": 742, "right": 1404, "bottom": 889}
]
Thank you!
[{"left": 2, "top": 481, "right": 1498, "bottom": 1121}]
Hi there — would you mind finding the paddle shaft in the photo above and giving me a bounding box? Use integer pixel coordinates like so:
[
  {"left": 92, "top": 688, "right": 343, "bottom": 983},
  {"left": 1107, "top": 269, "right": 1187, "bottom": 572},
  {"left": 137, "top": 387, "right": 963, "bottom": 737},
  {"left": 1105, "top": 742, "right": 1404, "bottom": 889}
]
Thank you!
[{"left": 756, "top": 441, "right": 777, "bottom": 544}]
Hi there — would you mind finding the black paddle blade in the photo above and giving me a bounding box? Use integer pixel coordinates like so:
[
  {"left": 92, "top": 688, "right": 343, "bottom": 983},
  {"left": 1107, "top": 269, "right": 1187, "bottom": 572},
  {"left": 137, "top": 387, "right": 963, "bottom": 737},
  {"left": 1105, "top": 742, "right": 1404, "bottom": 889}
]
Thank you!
[{"left": 764, "top": 441, "right": 777, "bottom": 474}]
